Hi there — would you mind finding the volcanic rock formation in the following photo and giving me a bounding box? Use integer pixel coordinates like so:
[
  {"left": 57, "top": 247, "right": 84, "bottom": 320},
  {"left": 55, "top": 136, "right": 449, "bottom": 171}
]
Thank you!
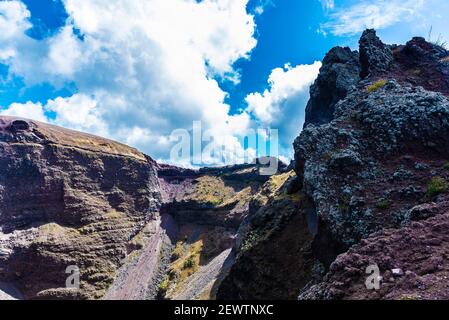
[{"left": 219, "top": 29, "right": 449, "bottom": 300}]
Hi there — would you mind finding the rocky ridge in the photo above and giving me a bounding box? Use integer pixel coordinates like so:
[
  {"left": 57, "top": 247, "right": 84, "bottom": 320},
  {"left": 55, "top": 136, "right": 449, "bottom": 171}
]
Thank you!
[
  {"left": 217, "top": 29, "right": 449, "bottom": 300},
  {"left": 294, "top": 30, "right": 449, "bottom": 299}
]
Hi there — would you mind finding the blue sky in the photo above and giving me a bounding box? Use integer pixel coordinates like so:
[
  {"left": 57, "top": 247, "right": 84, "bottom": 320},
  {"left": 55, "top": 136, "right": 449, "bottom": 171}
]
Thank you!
[{"left": 0, "top": 0, "right": 448, "bottom": 166}]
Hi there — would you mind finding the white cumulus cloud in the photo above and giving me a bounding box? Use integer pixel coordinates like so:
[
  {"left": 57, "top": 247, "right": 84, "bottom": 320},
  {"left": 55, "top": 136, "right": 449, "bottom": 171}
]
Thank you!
[
  {"left": 0, "top": 101, "right": 47, "bottom": 122},
  {"left": 246, "top": 61, "right": 321, "bottom": 158}
]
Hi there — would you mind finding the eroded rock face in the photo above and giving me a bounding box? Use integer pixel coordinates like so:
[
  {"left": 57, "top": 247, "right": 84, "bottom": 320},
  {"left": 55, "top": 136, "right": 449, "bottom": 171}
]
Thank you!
[
  {"left": 0, "top": 116, "right": 161, "bottom": 299},
  {"left": 0, "top": 118, "right": 286, "bottom": 300},
  {"left": 156, "top": 162, "right": 272, "bottom": 300}
]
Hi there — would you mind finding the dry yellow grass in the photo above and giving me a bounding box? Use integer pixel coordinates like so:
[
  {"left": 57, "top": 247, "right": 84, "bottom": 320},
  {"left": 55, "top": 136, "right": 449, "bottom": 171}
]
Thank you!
[
  {"left": 104, "top": 209, "right": 126, "bottom": 219},
  {"left": 190, "top": 176, "right": 235, "bottom": 205},
  {"left": 37, "top": 223, "right": 80, "bottom": 242},
  {"left": 367, "top": 79, "right": 387, "bottom": 93},
  {"left": 269, "top": 171, "right": 295, "bottom": 193}
]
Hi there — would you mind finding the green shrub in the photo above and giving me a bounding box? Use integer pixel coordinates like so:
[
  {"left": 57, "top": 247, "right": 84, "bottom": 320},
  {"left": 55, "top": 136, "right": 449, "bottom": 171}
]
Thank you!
[
  {"left": 182, "top": 256, "right": 195, "bottom": 270},
  {"left": 443, "top": 162, "right": 449, "bottom": 170},
  {"left": 376, "top": 199, "right": 390, "bottom": 210},
  {"left": 159, "top": 275, "right": 170, "bottom": 293},
  {"left": 241, "top": 231, "right": 261, "bottom": 252},
  {"left": 426, "top": 176, "right": 448, "bottom": 197},
  {"left": 367, "top": 79, "right": 387, "bottom": 93}
]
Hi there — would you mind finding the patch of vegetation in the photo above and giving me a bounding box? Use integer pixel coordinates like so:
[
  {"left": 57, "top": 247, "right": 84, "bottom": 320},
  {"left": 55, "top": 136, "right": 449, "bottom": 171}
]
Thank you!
[
  {"left": 376, "top": 199, "right": 390, "bottom": 210},
  {"left": 428, "top": 26, "right": 447, "bottom": 49},
  {"left": 104, "top": 209, "right": 126, "bottom": 219},
  {"left": 171, "top": 242, "right": 184, "bottom": 261},
  {"left": 159, "top": 275, "right": 170, "bottom": 293},
  {"left": 269, "top": 172, "right": 293, "bottom": 193},
  {"left": 182, "top": 255, "right": 196, "bottom": 270},
  {"left": 129, "top": 232, "right": 144, "bottom": 249},
  {"left": 399, "top": 294, "right": 420, "bottom": 300},
  {"left": 241, "top": 230, "right": 262, "bottom": 252},
  {"left": 191, "top": 176, "right": 235, "bottom": 206},
  {"left": 426, "top": 176, "right": 448, "bottom": 198},
  {"left": 443, "top": 162, "right": 449, "bottom": 170},
  {"left": 38, "top": 223, "right": 80, "bottom": 240},
  {"left": 367, "top": 79, "right": 387, "bottom": 93},
  {"left": 126, "top": 250, "right": 141, "bottom": 262}
]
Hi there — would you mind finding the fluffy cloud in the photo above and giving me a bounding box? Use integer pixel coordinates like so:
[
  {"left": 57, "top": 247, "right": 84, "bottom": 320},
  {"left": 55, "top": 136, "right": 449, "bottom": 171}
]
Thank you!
[
  {"left": 0, "top": 1, "right": 31, "bottom": 60},
  {"left": 320, "top": 0, "right": 426, "bottom": 36},
  {"left": 246, "top": 61, "right": 321, "bottom": 158},
  {"left": 0, "top": 101, "right": 47, "bottom": 122},
  {"left": 0, "top": 0, "right": 259, "bottom": 166}
]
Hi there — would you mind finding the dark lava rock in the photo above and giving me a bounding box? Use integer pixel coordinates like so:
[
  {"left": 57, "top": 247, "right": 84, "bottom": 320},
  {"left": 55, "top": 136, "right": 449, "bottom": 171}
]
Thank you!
[
  {"left": 221, "top": 30, "right": 449, "bottom": 301},
  {"left": 359, "top": 29, "right": 393, "bottom": 78},
  {"left": 292, "top": 30, "right": 449, "bottom": 300},
  {"left": 295, "top": 80, "right": 449, "bottom": 254},
  {"left": 304, "top": 47, "right": 360, "bottom": 127}
]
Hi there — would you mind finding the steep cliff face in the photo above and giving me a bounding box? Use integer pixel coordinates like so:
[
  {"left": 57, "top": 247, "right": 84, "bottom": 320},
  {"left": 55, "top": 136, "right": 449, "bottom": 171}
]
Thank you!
[
  {"left": 0, "top": 116, "right": 161, "bottom": 299},
  {"left": 217, "top": 171, "right": 317, "bottom": 300},
  {"left": 155, "top": 162, "right": 275, "bottom": 300}
]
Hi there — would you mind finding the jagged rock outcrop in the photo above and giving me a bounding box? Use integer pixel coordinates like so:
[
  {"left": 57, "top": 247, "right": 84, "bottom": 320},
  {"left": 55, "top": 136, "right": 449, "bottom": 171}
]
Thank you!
[
  {"left": 296, "top": 81, "right": 449, "bottom": 254},
  {"left": 0, "top": 116, "right": 161, "bottom": 299},
  {"left": 215, "top": 30, "right": 449, "bottom": 301},
  {"left": 359, "top": 29, "right": 393, "bottom": 78},
  {"left": 304, "top": 47, "right": 360, "bottom": 127}
]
